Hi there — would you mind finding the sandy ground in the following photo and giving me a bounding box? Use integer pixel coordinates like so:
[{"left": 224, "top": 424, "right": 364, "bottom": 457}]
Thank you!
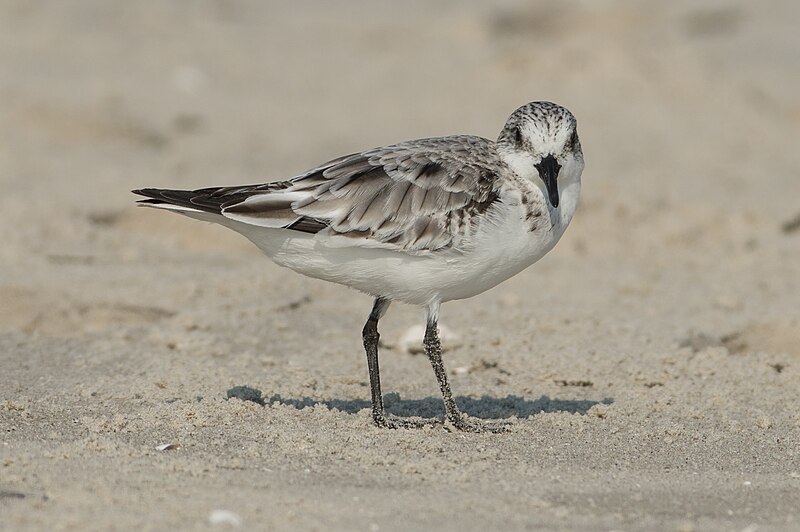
[{"left": 2, "top": 1, "right": 800, "bottom": 530}]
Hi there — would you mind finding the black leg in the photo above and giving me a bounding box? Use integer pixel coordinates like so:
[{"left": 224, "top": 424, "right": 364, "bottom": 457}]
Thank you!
[
  {"left": 362, "top": 298, "right": 435, "bottom": 430},
  {"left": 423, "top": 318, "right": 461, "bottom": 424},
  {"left": 362, "top": 297, "right": 389, "bottom": 424},
  {"left": 424, "top": 312, "right": 510, "bottom": 433}
]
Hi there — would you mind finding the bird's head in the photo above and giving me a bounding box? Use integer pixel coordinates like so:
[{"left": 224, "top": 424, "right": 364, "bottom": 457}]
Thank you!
[{"left": 497, "top": 101, "right": 584, "bottom": 209}]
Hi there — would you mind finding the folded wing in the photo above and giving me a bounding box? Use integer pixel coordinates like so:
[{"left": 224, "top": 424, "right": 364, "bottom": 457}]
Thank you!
[{"left": 137, "top": 136, "right": 503, "bottom": 253}]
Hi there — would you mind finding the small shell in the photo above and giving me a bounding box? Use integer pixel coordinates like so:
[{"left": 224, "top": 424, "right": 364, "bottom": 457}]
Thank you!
[{"left": 208, "top": 510, "right": 242, "bottom": 527}]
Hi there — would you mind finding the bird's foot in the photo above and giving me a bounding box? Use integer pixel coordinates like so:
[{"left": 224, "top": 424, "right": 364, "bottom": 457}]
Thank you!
[
  {"left": 372, "top": 412, "right": 437, "bottom": 430},
  {"left": 445, "top": 413, "right": 511, "bottom": 434}
]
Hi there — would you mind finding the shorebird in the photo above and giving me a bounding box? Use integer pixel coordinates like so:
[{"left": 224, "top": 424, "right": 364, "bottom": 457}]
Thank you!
[{"left": 134, "top": 101, "right": 584, "bottom": 432}]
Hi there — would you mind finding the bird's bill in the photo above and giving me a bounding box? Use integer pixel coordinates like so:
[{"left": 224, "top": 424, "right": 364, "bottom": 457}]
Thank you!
[{"left": 536, "top": 154, "right": 561, "bottom": 208}]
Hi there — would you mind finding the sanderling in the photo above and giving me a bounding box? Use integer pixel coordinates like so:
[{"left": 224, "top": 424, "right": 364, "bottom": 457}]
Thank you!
[{"left": 134, "top": 101, "right": 584, "bottom": 432}]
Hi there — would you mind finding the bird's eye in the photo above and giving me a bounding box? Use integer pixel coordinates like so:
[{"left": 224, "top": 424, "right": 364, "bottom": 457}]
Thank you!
[
  {"left": 568, "top": 129, "right": 579, "bottom": 150},
  {"left": 514, "top": 127, "right": 524, "bottom": 147}
]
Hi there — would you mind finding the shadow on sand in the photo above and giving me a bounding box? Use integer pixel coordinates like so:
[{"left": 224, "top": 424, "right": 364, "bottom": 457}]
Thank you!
[{"left": 227, "top": 385, "right": 612, "bottom": 420}]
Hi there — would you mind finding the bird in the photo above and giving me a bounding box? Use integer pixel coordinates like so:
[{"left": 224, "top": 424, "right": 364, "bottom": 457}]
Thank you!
[{"left": 133, "top": 101, "right": 584, "bottom": 432}]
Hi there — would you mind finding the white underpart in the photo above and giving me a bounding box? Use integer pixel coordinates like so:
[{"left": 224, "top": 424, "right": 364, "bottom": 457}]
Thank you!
[{"left": 229, "top": 217, "right": 528, "bottom": 306}]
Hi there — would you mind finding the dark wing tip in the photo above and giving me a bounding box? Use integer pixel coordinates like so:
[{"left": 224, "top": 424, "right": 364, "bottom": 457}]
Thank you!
[
  {"left": 131, "top": 187, "right": 223, "bottom": 213},
  {"left": 132, "top": 188, "right": 170, "bottom": 205},
  {"left": 132, "top": 188, "right": 165, "bottom": 199}
]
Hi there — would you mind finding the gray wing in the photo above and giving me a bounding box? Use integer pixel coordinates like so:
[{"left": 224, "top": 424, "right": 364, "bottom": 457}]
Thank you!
[{"left": 212, "top": 136, "right": 502, "bottom": 253}]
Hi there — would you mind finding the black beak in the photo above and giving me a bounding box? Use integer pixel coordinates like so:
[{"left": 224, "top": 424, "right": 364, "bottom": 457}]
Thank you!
[{"left": 535, "top": 154, "right": 561, "bottom": 208}]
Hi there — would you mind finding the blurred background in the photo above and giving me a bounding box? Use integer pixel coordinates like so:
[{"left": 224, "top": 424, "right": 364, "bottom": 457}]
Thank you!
[{"left": 2, "top": 1, "right": 800, "bottom": 529}]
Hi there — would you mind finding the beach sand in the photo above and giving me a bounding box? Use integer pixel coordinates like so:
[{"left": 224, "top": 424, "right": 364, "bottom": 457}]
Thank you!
[{"left": 2, "top": 1, "right": 799, "bottom": 530}]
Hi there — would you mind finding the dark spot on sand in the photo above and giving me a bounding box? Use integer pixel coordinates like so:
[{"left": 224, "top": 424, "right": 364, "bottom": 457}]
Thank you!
[
  {"left": 173, "top": 113, "right": 204, "bottom": 134},
  {"left": 227, "top": 385, "right": 265, "bottom": 406},
  {"left": 782, "top": 212, "right": 800, "bottom": 234},
  {"left": 275, "top": 295, "right": 312, "bottom": 312},
  {"left": 87, "top": 210, "right": 123, "bottom": 226},
  {"left": 554, "top": 379, "right": 594, "bottom": 388},
  {"left": 769, "top": 363, "right": 785, "bottom": 374},
  {"left": 683, "top": 7, "right": 744, "bottom": 38}
]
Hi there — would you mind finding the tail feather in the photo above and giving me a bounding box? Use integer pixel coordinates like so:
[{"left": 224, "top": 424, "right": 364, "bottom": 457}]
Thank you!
[
  {"left": 132, "top": 183, "right": 324, "bottom": 233},
  {"left": 132, "top": 182, "right": 293, "bottom": 214},
  {"left": 133, "top": 188, "right": 228, "bottom": 214}
]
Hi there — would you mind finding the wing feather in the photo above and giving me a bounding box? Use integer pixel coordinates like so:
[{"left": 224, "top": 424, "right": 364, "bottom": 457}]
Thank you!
[
  {"left": 137, "top": 136, "right": 505, "bottom": 253},
  {"left": 230, "top": 136, "right": 502, "bottom": 252}
]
